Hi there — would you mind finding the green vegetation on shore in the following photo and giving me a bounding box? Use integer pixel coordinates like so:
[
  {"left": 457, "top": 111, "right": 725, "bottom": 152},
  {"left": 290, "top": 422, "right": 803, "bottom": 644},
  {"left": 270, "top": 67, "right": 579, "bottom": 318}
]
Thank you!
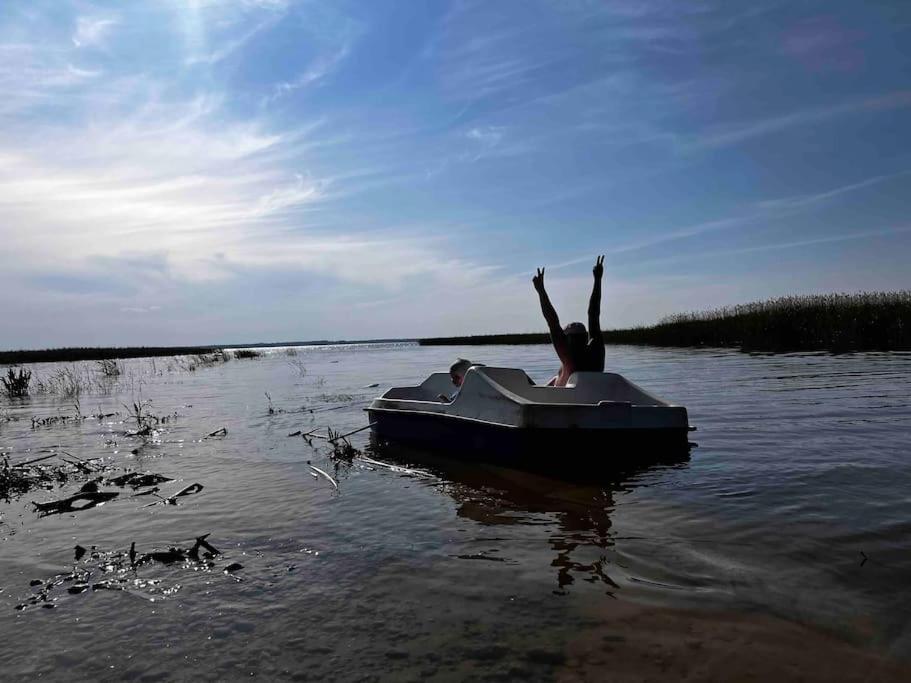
[{"left": 420, "top": 292, "right": 911, "bottom": 352}]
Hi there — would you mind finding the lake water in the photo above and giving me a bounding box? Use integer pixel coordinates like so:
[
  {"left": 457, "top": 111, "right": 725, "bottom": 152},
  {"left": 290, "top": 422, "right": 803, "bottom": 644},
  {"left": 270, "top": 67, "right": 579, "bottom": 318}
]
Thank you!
[{"left": 1, "top": 343, "right": 910, "bottom": 679}]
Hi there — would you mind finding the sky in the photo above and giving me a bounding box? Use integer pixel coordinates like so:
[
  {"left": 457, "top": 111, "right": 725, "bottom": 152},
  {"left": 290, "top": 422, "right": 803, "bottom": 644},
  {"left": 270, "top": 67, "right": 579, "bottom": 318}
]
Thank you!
[{"left": 1, "top": 0, "right": 909, "bottom": 348}]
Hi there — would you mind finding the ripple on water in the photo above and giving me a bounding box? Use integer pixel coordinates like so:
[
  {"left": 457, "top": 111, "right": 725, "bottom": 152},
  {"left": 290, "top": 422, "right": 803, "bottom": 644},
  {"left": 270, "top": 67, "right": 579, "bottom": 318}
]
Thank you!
[{"left": 1, "top": 345, "right": 911, "bottom": 676}]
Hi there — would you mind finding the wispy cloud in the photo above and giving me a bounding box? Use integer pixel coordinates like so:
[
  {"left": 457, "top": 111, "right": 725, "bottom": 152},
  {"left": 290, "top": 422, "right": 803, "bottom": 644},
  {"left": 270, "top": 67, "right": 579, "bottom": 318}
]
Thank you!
[
  {"left": 690, "top": 91, "right": 911, "bottom": 149},
  {"left": 632, "top": 225, "right": 911, "bottom": 272},
  {"left": 268, "top": 44, "right": 352, "bottom": 101},
  {"left": 0, "top": 56, "right": 493, "bottom": 297},
  {"left": 780, "top": 15, "right": 865, "bottom": 73},
  {"left": 0, "top": 42, "right": 102, "bottom": 115},
  {"left": 544, "top": 215, "right": 756, "bottom": 274},
  {"left": 1, "top": 0, "right": 910, "bottom": 346},
  {"left": 546, "top": 170, "right": 911, "bottom": 272},
  {"left": 757, "top": 170, "right": 911, "bottom": 211},
  {"left": 460, "top": 125, "right": 521, "bottom": 162},
  {"left": 184, "top": 12, "right": 283, "bottom": 66},
  {"left": 72, "top": 16, "right": 118, "bottom": 49}
]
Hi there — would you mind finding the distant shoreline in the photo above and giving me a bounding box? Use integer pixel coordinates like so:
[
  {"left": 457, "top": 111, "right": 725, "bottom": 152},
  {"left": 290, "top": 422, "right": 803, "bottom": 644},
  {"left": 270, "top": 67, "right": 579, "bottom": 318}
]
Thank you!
[
  {"left": 0, "top": 339, "right": 414, "bottom": 365},
  {"left": 3, "top": 292, "right": 908, "bottom": 362},
  {"left": 422, "top": 291, "right": 911, "bottom": 352}
]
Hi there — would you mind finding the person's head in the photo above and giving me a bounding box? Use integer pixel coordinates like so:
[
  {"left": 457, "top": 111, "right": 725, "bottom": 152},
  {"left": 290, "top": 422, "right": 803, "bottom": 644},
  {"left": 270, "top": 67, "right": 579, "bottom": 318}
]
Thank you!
[
  {"left": 564, "top": 322, "right": 588, "bottom": 360},
  {"left": 449, "top": 358, "right": 474, "bottom": 387}
]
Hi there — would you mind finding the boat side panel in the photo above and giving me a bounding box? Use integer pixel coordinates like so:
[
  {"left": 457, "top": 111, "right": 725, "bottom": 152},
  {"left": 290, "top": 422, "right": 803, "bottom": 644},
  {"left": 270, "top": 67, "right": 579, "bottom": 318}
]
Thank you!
[{"left": 367, "top": 408, "right": 690, "bottom": 469}]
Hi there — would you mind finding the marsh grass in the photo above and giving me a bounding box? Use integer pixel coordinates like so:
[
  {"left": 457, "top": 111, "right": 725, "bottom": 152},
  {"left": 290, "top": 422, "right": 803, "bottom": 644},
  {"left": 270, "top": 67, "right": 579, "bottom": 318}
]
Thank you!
[
  {"left": 97, "top": 359, "right": 121, "bottom": 377},
  {"left": 327, "top": 428, "right": 359, "bottom": 464},
  {"left": 34, "top": 366, "right": 89, "bottom": 398},
  {"left": 123, "top": 398, "right": 153, "bottom": 429},
  {"left": 232, "top": 349, "right": 261, "bottom": 360},
  {"left": 175, "top": 351, "right": 228, "bottom": 372},
  {"left": 421, "top": 291, "right": 911, "bottom": 352},
  {"left": 609, "top": 291, "right": 911, "bottom": 351},
  {"left": 2, "top": 367, "right": 31, "bottom": 398},
  {"left": 0, "top": 346, "right": 217, "bottom": 365}
]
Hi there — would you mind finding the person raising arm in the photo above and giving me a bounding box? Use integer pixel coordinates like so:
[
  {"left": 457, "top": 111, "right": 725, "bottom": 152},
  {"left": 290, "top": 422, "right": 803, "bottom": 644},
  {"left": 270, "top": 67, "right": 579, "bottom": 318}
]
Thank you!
[
  {"left": 533, "top": 256, "right": 606, "bottom": 386},
  {"left": 588, "top": 255, "right": 606, "bottom": 372},
  {"left": 533, "top": 266, "right": 577, "bottom": 386},
  {"left": 532, "top": 267, "right": 570, "bottom": 379}
]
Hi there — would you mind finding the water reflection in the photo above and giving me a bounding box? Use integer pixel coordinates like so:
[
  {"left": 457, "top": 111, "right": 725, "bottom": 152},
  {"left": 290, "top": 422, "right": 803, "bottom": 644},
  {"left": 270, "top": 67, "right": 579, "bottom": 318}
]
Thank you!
[{"left": 368, "top": 439, "right": 689, "bottom": 595}]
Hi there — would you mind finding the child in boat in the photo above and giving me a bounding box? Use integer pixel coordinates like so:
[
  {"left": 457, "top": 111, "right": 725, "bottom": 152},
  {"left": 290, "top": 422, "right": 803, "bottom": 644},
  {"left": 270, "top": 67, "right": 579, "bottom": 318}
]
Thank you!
[
  {"left": 532, "top": 256, "right": 605, "bottom": 386},
  {"left": 439, "top": 358, "right": 481, "bottom": 401}
]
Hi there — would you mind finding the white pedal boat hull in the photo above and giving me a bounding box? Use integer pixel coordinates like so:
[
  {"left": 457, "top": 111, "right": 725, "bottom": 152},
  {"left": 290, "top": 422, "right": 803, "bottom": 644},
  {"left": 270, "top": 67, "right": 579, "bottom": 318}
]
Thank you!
[{"left": 367, "top": 367, "right": 692, "bottom": 468}]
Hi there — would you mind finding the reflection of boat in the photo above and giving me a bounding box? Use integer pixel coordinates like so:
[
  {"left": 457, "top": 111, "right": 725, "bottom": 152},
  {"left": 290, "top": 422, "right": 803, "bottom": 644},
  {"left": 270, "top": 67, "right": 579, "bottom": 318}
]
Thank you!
[
  {"left": 367, "top": 440, "right": 688, "bottom": 594},
  {"left": 367, "top": 366, "right": 693, "bottom": 472}
]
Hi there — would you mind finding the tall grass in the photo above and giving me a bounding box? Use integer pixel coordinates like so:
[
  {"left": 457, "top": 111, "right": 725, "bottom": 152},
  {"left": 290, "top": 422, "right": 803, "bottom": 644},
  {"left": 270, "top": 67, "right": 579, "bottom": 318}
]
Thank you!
[
  {"left": 607, "top": 291, "right": 911, "bottom": 351},
  {"left": 2, "top": 368, "right": 31, "bottom": 398},
  {"left": 34, "top": 366, "right": 88, "bottom": 398},
  {"left": 0, "top": 346, "right": 218, "bottom": 365},
  {"left": 97, "top": 358, "right": 121, "bottom": 377},
  {"left": 420, "top": 291, "right": 911, "bottom": 352}
]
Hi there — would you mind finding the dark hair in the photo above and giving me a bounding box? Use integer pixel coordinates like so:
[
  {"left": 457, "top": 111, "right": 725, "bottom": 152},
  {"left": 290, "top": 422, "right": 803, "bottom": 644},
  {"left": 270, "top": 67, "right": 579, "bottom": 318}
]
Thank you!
[{"left": 566, "top": 331, "right": 588, "bottom": 362}]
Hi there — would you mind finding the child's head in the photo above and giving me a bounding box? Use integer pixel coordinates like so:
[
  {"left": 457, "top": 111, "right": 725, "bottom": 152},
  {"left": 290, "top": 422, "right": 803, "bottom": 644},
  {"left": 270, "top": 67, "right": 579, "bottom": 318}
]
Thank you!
[
  {"left": 449, "top": 358, "right": 474, "bottom": 387},
  {"left": 564, "top": 322, "right": 589, "bottom": 363}
]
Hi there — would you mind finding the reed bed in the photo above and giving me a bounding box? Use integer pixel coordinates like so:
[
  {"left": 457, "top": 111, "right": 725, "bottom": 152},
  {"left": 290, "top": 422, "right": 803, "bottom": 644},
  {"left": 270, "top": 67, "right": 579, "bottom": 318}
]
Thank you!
[
  {"left": 0, "top": 346, "right": 218, "bottom": 365},
  {"left": 610, "top": 291, "right": 911, "bottom": 351},
  {"left": 2, "top": 368, "right": 32, "bottom": 398},
  {"left": 420, "top": 291, "right": 911, "bottom": 352}
]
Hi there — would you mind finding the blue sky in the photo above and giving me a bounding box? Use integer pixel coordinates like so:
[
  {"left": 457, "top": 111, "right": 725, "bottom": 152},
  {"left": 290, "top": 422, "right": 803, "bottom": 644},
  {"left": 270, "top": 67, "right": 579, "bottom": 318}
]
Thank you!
[{"left": 1, "top": 0, "right": 909, "bottom": 347}]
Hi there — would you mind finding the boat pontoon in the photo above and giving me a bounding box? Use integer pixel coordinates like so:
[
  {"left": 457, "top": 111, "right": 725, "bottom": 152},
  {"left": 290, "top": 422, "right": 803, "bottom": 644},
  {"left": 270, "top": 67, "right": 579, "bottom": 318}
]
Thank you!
[{"left": 367, "top": 366, "right": 693, "bottom": 469}]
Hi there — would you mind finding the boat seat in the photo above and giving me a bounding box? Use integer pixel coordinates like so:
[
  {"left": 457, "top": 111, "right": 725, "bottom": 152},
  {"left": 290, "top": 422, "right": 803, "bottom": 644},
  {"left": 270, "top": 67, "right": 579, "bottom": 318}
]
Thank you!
[{"left": 472, "top": 368, "right": 668, "bottom": 407}]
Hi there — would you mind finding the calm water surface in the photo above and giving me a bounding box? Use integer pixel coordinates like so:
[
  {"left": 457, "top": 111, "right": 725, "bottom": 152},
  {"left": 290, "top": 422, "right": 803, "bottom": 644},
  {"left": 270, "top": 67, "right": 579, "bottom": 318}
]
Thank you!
[{"left": 1, "top": 344, "right": 910, "bottom": 679}]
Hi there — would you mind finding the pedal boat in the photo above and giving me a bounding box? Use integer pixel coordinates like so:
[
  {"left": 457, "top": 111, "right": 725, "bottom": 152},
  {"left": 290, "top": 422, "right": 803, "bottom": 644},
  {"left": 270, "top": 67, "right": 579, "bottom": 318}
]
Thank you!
[{"left": 367, "top": 366, "right": 693, "bottom": 467}]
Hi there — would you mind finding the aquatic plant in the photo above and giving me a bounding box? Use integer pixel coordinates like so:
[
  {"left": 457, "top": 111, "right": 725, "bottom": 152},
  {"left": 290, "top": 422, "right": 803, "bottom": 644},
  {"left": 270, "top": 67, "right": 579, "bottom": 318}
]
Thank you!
[
  {"left": 14, "top": 534, "right": 228, "bottom": 611},
  {"left": 609, "top": 291, "right": 911, "bottom": 351},
  {"left": 0, "top": 451, "right": 102, "bottom": 503},
  {"left": 177, "top": 351, "right": 228, "bottom": 373},
  {"left": 2, "top": 367, "right": 31, "bottom": 398},
  {"left": 420, "top": 290, "right": 911, "bottom": 352},
  {"left": 121, "top": 387, "right": 170, "bottom": 431},
  {"left": 287, "top": 357, "right": 308, "bottom": 379},
  {"left": 34, "top": 366, "right": 85, "bottom": 399},
  {"left": 1, "top": 455, "right": 35, "bottom": 500},
  {"left": 30, "top": 410, "right": 85, "bottom": 430},
  {"left": 96, "top": 358, "right": 121, "bottom": 377},
  {"left": 327, "top": 428, "right": 360, "bottom": 464}
]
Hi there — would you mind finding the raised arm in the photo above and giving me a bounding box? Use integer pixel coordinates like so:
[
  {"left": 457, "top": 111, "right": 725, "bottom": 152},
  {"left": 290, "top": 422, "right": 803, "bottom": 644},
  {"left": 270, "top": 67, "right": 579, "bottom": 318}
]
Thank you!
[
  {"left": 588, "top": 255, "right": 604, "bottom": 336},
  {"left": 533, "top": 267, "right": 569, "bottom": 362}
]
